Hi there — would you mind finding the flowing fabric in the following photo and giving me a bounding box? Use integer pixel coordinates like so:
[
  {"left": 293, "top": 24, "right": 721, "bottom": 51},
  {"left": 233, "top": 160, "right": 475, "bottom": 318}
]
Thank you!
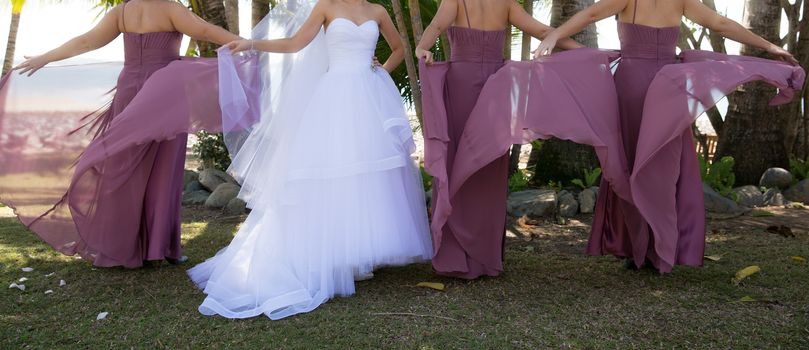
[
  {"left": 188, "top": 0, "right": 432, "bottom": 320},
  {"left": 0, "top": 30, "right": 231, "bottom": 267},
  {"left": 420, "top": 47, "right": 625, "bottom": 279}
]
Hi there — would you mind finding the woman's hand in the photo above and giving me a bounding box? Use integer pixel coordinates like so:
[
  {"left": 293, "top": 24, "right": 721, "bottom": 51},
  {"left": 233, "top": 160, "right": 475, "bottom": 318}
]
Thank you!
[
  {"left": 767, "top": 45, "right": 799, "bottom": 65},
  {"left": 533, "top": 35, "right": 559, "bottom": 60},
  {"left": 415, "top": 47, "right": 434, "bottom": 65},
  {"left": 14, "top": 55, "right": 51, "bottom": 76},
  {"left": 224, "top": 39, "right": 254, "bottom": 54}
]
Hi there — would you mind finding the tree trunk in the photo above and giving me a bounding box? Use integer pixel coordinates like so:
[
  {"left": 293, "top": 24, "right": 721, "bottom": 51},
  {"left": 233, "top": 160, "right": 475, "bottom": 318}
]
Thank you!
[
  {"left": 408, "top": 0, "right": 424, "bottom": 44},
  {"left": 530, "top": 0, "right": 599, "bottom": 184},
  {"left": 2, "top": 1, "right": 24, "bottom": 76},
  {"left": 224, "top": 0, "right": 239, "bottom": 34},
  {"left": 193, "top": 0, "right": 229, "bottom": 56},
  {"left": 715, "top": 0, "right": 787, "bottom": 185},
  {"left": 781, "top": 0, "right": 809, "bottom": 160},
  {"left": 508, "top": 0, "right": 535, "bottom": 176},
  {"left": 252, "top": 0, "right": 274, "bottom": 27},
  {"left": 391, "top": 0, "right": 423, "bottom": 124}
]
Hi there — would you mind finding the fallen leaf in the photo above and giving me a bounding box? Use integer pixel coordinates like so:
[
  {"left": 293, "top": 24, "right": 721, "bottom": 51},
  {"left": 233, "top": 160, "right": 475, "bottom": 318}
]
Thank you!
[
  {"left": 59, "top": 280, "right": 66, "bottom": 287},
  {"left": 21, "top": 267, "right": 33, "bottom": 272},
  {"left": 733, "top": 265, "right": 761, "bottom": 285},
  {"left": 738, "top": 296, "right": 757, "bottom": 302},
  {"left": 750, "top": 209, "right": 775, "bottom": 217},
  {"left": 8, "top": 283, "right": 25, "bottom": 291},
  {"left": 44, "top": 272, "right": 54, "bottom": 277},
  {"left": 704, "top": 255, "right": 723, "bottom": 262},
  {"left": 96, "top": 312, "right": 109, "bottom": 321},
  {"left": 792, "top": 256, "right": 806, "bottom": 263},
  {"left": 18, "top": 277, "right": 28, "bottom": 282},
  {"left": 416, "top": 282, "right": 446, "bottom": 291},
  {"left": 44, "top": 290, "right": 53, "bottom": 295}
]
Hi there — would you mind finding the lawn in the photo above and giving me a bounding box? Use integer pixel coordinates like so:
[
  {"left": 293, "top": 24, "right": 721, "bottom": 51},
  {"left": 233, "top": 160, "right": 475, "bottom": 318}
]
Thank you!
[{"left": 1, "top": 207, "right": 808, "bottom": 349}]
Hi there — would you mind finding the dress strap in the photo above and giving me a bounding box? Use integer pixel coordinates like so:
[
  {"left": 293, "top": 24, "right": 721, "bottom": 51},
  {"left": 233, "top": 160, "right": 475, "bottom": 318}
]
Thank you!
[
  {"left": 460, "top": 0, "right": 472, "bottom": 28},
  {"left": 120, "top": 1, "right": 128, "bottom": 33},
  {"left": 632, "top": 0, "right": 638, "bottom": 24}
]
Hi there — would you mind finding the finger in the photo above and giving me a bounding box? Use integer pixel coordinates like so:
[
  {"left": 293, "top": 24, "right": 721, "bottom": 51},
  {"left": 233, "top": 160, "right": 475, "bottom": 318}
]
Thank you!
[
  {"left": 28, "top": 67, "right": 40, "bottom": 77},
  {"left": 18, "top": 66, "right": 31, "bottom": 75}
]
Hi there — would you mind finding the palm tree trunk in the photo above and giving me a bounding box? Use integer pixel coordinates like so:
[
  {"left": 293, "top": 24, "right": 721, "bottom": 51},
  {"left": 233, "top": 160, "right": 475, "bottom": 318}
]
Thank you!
[
  {"left": 252, "top": 0, "right": 274, "bottom": 27},
  {"left": 530, "top": 0, "right": 599, "bottom": 184},
  {"left": 391, "top": 0, "right": 423, "bottom": 124},
  {"left": 3, "top": 1, "right": 25, "bottom": 76},
  {"left": 193, "top": 0, "right": 229, "bottom": 56},
  {"left": 408, "top": 0, "right": 424, "bottom": 43},
  {"left": 508, "top": 0, "right": 535, "bottom": 175},
  {"left": 224, "top": 0, "right": 239, "bottom": 34},
  {"left": 715, "top": 0, "right": 787, "bottom": 184}
]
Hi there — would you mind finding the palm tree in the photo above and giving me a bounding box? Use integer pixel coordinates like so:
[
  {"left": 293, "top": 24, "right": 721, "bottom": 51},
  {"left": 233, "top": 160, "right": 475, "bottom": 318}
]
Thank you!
[
  {"left": 3, "top": 0, "right": 26, "bottom": 76},
  {"left": 252, "top": 0, "right": 275, "bottom": 27},
  {"left": 390, "top": 0, "right": 423, "bottom": 124},
  {"left": 224, "top": 0, "right": 239, "bottom": 34}
]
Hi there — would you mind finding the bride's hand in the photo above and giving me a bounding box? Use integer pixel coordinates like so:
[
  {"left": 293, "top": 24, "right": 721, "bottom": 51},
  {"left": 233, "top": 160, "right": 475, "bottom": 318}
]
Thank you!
[
  {"left": 14, "top": 55, "right": 50, "bottom": 76},
  {"left": 767, "top": 45, "right": 799, "bottom": 65},
  {"left": 415, "top": 48, "right": 434, "bottom": 65},
  {"left": 373, "top": 56, "right": 382, "bottom": 68},
  {"left": 224, "top": 39, "right": 254, "bottom": 54}
]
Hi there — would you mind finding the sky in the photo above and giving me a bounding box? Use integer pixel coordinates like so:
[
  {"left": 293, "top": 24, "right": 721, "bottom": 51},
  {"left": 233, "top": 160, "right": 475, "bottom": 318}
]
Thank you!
[{"left": 0, "top": 0, "right": 754, "bottom": 65}]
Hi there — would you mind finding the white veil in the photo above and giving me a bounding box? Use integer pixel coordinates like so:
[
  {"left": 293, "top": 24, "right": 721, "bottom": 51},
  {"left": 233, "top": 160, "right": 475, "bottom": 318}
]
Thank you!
[{"left": 217, "top": 0, "right": 328, "bottom": 205}]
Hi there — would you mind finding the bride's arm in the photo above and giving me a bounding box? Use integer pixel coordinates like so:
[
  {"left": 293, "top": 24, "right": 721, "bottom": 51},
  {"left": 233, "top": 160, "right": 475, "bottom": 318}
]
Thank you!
[
  {"left": 225, "top": 2, "right": 327, "bottom": 54},
  {"left": 376, "top": 4, "right": 404, "bottom": 73}
]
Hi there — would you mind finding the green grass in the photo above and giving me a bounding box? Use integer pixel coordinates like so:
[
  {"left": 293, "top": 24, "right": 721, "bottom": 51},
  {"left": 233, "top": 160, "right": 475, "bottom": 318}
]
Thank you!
[{"left": 1, "top": 209, "right": 808, "bottom": 349}]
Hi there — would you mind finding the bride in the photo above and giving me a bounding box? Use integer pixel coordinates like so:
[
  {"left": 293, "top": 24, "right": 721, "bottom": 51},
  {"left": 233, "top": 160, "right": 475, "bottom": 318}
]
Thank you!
[{"left": 187, "top": 0, "right": 432, "bottom": 320}]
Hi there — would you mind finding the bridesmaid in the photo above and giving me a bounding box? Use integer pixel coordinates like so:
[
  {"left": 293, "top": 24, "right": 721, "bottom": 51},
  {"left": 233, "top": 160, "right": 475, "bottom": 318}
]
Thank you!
[
  {"left": 415, "top": 0, "right": 582, "bottom": 279},
  {"left": 11, "top": 0, "right": 240, "bottom": 267},
  {"left": 535, "top": 0, "right": 797, "bottom": 272}
]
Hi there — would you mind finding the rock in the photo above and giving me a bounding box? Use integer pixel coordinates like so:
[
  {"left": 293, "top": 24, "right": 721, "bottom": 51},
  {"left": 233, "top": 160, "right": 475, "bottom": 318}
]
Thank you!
[
  {"left": 182, "top": 190, "right": 210, "bottom": 206},
  {"left": 198, "top": 168, "right": 237, "bottom": 192},
  {"left": 578, "top": 188, "right": 597, "bottom": 214},
  {"left": 205, "top": 183, "right": 241, "bottom": 208},
  {"left": 184, "top": 180, "right": 205, "bottom": 193},
  {"left": 732, "top": 185, "right": 764, "bottom": 208},
  {"left": 762, "top": 188, "right": 785, "bottom": 207},
  {"left": 183, "top": 170, "right": 199, "bottom": 187},
  {"left": 224, "top": 198, "right": 247, "bottom": 215},
  {"left": 507, "top": 190, "right": 557, "bottom": 218},
  {"left": 784, "top": 179, "right": 809, "bottom": 204},
  {"left": 759, "top": 167, "right": 793, "bottom": 190},
  {"left": 703, "top": 183, "right": 747, "bottom": 215},
  {"left": 557, "top": 190, "right": 578, "bottom": 217}
]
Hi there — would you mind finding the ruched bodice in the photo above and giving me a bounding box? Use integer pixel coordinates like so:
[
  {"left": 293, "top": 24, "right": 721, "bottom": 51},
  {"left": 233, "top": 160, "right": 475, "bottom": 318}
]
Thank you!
[
  {"left": 123, "top": 32, "right": 182, "bottom": 67},
  {"left": 326, "top": 18, "right": 378, "bottom": 71},
  {"left": 447, "top": 26, "right": 505, "bottom": 63},
  {"left": 618, "top": 22, "right": 679, "bottom": 62}
]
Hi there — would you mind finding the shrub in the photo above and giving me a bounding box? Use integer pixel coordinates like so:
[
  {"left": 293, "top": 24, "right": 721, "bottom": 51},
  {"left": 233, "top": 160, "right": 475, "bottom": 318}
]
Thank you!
[
  {"left": 699, "top": 154, "right": 737, "bottom": 200},
  {"left": 572, "top": 167, "right": 602, "bottom": 189},
  {"left": 193, "top": 132, "right": 231, "bottom": 171},
  {"left": 789, "top": 155, "right": 809, "bottom": 181}
]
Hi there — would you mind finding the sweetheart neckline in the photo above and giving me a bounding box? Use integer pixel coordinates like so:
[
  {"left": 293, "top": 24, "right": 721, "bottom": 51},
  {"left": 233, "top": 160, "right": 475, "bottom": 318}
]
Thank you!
[{"left": 327, "top": 17, "right": 378, "bottom": 32}]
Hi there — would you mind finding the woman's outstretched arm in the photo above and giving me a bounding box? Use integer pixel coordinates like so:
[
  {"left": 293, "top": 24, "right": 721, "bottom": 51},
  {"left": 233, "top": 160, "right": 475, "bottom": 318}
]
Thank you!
[
  {"left": 14, "top": 6, "right": 124, "bottom": 75},
  {"left": 168, "top": 2, "right": 241, "bottom": 46},
  {"left": 683, "top": 0, "right": 796, "bottom": 63},
  {"left": 225, "top": 1, "right": 327, "bottom": 54},
  {"left": 533, "top": 0, "right": 628, "bottom": 57},
  {"left": 507, "top": 0, "right": 584, "bottom": 51},
  {"left": 414, "top": 0, "right": 458, "bottom": 64}
]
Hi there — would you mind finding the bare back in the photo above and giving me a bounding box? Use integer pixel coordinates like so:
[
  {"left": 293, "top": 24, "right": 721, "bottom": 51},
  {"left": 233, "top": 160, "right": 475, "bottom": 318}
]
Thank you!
[
  {"left": 117, "top": 0, "right": 184, "bottom": 34},
  {"left": 617, "top": 0, "right": 685, "bottom": 28},
  {"left": 453, "top": 0, "right": 511, "bottom": 31}
]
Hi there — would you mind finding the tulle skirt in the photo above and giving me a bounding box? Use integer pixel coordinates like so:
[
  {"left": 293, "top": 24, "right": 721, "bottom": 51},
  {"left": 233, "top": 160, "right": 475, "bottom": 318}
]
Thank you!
[{"left": 188, "top": 65, "right": 432, "bottom": 319}]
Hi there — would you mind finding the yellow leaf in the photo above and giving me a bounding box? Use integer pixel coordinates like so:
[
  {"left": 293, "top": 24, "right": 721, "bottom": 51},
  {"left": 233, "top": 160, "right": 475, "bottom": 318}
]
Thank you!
[
  {"left": 704, "top": 255, "right": 723, "bottom": 262},
  {"left": 791, "top": 256, "right": 806, "bottom": 263},
  {"left": 738, "top": 296, "right": 757, "bottom": 302},
  {"left": 732, "top": 265, "right": 761, "bottom": 285},
  {"left": 750, "top": 209, "right": 775, "bottom": 217},
  {"left": 416, "top": 282, "right": 445, "bottom": 291}
]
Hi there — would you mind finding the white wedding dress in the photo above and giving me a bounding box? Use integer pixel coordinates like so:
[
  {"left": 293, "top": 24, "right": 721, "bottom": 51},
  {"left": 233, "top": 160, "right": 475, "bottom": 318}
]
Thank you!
[{"left": 187, "top": 17, "right": 433, "bottom": 320}]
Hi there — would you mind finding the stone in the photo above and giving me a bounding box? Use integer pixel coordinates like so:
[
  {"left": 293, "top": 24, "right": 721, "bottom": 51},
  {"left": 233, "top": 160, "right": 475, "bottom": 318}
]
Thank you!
[
  {"left": 578, "top": 188, "right": 597, "bottom": 214},
  {"left": 703, "top": 183, "right": 746, "bottom": 215},
  {"left": 784, "top": 179, "right": 809, "bottom": 204},
  {"left": 183, "top": 170, "right": 199, "bottom": 187},
  {"left": 732, "top": 185, "right": 764, "bottom": 208},
  {"left": 762, "top": 188, "right": 785, "bottom": 207},
  {"left": 759, "top": 167, "right": 793, "bottom": 190},
  {"left": 507, "top": 190, "right": 557, "bottom": 218},
  {"left": 198, "top": 168, "right": 237, "bottom": 192},
  {"left": 182, "top": 190, "right": 210, "bottom": 206},
  {"left": 205, "top": 183, "right": 241, "bottom": 209},
  {"left": 184, "top": 180, "right": 205, "bottom": 193},
  {"left": 557, "top": 190, "right": 579, "bottom": 217},
  {"left": 224, "top": 198, "right": 247, "bottom": 215}
]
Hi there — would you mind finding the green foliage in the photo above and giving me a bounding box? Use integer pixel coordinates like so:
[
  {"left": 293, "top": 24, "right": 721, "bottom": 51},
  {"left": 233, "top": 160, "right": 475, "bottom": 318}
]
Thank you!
[
  {"left": 699, "top": 154, "right": 737, "bottom": 200},
  {"left": 572, "top": 167, "right": 602, "bottom": 190},
  {"left": 193, "top": 132, "right": 231, "bottom": 171},
  {"left": 789, "top": 155, "right": 809, "bottom": 181},
  {"left": 420, "top": 165, "right": 433, "bottom": 192},
  {"left": 508, "top": 169, "right": 532, "bottom": 193},
  {"left": 546, "top": 180, "right": 563, "bottom": 192}
]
